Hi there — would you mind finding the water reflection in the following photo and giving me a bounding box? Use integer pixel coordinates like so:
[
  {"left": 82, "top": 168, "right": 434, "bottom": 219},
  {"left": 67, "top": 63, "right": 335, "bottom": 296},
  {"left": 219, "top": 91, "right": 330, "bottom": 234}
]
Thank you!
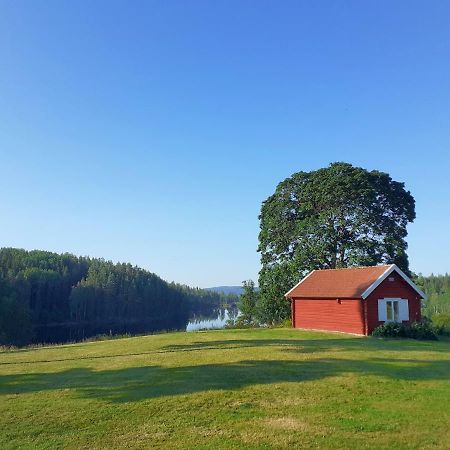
[{"left": 186, "top": 308, "right": 238, "bottom": 332}]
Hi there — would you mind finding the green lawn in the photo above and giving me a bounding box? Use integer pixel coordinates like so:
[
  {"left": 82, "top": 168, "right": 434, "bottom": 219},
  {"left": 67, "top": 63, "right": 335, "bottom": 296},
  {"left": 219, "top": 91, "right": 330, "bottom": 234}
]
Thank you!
[{"left": 1, "top": 329, "right": 449, "bottom": 449}]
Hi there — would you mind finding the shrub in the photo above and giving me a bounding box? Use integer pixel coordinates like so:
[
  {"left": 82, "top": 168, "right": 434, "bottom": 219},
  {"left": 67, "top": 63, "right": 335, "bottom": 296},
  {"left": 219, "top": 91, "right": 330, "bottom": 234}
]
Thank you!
[
  {"left": 279, "top": 319, "right": 293, "bottom": 328},
  {"left": 432, "top": 314, "right": 450, "bottom": 336},
  {"left": 408, "top": 321, "right": 439, "bottom": 340},
  {"left": 372, "top": 322, "right": 407, "bottom": 338},
  {"left": 372, "top": 321, "right": 438, "bottom": 340},
  {"left": 225, "top": 317, "right": 260, "bottom": 329}
]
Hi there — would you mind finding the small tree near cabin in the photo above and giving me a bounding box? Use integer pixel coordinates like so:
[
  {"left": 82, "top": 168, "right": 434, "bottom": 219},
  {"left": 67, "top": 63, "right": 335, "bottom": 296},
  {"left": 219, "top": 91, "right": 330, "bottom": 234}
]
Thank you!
[{"left": 238, "top": 280, "right": 258, "bottom": 325}]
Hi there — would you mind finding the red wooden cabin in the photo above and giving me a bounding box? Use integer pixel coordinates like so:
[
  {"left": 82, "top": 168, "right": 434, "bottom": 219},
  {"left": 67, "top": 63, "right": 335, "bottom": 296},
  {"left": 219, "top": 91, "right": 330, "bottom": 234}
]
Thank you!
[{"left": 285, "top": 264, "right": 426, "bottom": 335}]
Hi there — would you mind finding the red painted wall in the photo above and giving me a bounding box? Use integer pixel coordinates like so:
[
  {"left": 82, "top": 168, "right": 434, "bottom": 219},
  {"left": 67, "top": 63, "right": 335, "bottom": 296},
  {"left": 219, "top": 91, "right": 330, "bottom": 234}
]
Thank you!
[
  {"left": 292, "top": 298, "right": 365, "bottom": 335},
  {"left": 365, "top": 275, "right": 422, "bottom": 334},
  {"left": 291, "top": 273, "right": 423, "bottom": 335}
]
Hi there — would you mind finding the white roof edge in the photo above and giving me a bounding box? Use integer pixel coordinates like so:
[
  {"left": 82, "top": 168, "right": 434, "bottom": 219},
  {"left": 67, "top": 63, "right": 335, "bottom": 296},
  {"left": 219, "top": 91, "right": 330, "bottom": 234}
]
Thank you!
[
  {"left": 361, "top": 264, "right": 428, "bottom": 300},
  {"left": 284, "top": 270, "right": 315, "bottom": 298},
  {"left": 360, "top": 264, "right": 394, "bottom": 299}
]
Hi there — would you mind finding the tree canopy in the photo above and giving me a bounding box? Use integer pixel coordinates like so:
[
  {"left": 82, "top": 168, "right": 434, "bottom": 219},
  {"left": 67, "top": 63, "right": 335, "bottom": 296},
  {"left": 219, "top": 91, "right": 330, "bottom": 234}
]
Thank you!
[
  {"left": 0, "top": 248, "right": 238, "bottom": 346},
  {"left": 257, "top": 162, "right": 416, "bottom": 323}
]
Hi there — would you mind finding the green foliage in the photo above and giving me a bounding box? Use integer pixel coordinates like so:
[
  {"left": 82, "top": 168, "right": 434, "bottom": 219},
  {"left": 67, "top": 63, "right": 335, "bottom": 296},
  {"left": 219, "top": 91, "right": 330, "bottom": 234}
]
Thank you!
[
  {"left": 256, "top": 263, "right": 293, "bottom": 325},
  {"left": 0, "top": 279, "right": 33, "bottom": 346},
  {"left": 173, "top": 283, "right": 239, "bottom": 318},
  {"left": 258, "top": 162, "right": 416, "bottom": 324},
  {"left": 431, "top": 314, "right": 450, "bottom": 335},
  {"left": 372, "top": 321, "right": 438, "bottom": 340},
  {"left": 415, "top": 273, "right": 450, "bottom": 299},
  {"left": 0, "top": 247, "right": 238, "bottom": 346},
  {"left": 415, "top": 273, "right": 450, "bottom": 335},
  {"left": 408, "top": 321, "right": 439, "bottom": 340},
  {"left": 372, "top": 322, "right": 406, "bottom": 338},
  {"left": 68, "top": 259, "right": 190, "bottom": 332},
  {"left": 224, "top": 318, "right": 258, "bottom": 329},
  {"left": 237, "top": 280, "right": 258, "bottom": 326},
  {"left": 415, "top": 273, "right": 450, "bottom": 317},
  {"left": 279, "top": 318, "right": 293, "bottom": 328}
]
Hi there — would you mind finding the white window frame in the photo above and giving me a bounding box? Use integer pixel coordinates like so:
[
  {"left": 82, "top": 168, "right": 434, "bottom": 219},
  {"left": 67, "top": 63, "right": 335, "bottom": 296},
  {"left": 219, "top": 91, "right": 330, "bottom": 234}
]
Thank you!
[{"left": 378, "top": 298, "right": 409, "bottom": 323}]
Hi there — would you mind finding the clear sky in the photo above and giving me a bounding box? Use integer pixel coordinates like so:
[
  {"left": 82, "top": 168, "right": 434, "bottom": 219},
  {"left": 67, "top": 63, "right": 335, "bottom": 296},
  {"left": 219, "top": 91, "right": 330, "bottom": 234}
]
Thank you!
[{"left": 0, "top": 1, "right": 449, "bottom": 287}]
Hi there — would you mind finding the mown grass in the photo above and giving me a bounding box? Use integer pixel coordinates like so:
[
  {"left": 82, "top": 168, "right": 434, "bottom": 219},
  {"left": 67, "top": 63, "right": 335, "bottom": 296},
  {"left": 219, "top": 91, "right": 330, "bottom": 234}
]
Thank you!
[{"left": 1, "top": 328, "right": 449, "bottom": 449}]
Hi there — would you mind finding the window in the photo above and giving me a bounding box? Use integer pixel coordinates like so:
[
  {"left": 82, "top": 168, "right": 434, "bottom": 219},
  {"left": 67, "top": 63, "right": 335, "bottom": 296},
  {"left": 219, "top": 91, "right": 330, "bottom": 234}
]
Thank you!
[
  {"left": 378, "top": 298, "right": 409, "bottom": 322},
  {"left": 386, "top": 300, "right": 399, "bottom": 322}
]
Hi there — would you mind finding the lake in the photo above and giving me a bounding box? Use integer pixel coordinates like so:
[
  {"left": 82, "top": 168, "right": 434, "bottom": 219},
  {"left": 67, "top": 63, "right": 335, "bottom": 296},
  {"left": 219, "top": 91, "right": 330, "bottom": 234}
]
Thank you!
[
  {"left": 33, "top": 309, "right": 240, "bottom": 343},
  {"left": 186, "top": 308, "right": 238, "bottom": 332}
]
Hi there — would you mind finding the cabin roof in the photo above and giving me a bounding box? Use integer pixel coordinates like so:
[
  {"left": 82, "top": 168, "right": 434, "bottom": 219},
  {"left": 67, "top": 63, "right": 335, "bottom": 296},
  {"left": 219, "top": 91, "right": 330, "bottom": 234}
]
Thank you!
[{"left": 285, "top": 264, "right": 427, "bottom": 300}]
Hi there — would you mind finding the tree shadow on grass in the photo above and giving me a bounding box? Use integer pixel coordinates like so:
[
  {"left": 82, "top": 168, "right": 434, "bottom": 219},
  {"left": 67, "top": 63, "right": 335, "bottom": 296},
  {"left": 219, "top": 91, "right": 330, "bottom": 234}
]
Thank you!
[
  {"left": 161, "top": 337, "right": 450, "bottom": 354},
  {"left": 1, "top": 337, "right": 447, "bottom": 367},
  {"left": 1, "top": 356, "right": 449, "bottom": 403}
]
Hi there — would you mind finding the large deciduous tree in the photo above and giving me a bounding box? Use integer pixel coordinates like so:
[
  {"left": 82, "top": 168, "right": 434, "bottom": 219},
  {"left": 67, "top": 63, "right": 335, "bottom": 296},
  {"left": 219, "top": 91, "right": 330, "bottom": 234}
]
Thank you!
[{"left": 257, "top": 162, "right": 416, "bottom": 324}]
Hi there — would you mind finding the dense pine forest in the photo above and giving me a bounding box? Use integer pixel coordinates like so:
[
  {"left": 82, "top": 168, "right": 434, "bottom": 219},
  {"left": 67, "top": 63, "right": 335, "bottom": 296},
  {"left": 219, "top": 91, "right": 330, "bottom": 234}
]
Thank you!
[{"left": 0, "top": 248, "right": 238, "bottom": 346}]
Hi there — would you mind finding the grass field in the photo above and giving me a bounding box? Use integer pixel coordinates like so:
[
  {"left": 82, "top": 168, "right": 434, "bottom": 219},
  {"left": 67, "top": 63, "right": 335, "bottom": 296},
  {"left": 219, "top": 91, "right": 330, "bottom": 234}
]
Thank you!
[{"left": 1, "top": 328, "right": 450, "bottom": 449}]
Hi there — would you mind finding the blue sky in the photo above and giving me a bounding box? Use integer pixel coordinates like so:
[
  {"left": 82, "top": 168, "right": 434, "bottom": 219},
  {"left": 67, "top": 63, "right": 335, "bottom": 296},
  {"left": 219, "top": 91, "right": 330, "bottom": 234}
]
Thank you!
[{"left": 0, "top": 1, "right": 449, "bottom": 287}]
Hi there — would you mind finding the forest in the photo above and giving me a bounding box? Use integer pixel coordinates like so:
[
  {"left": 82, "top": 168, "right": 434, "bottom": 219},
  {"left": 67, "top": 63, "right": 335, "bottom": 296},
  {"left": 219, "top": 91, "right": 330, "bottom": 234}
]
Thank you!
[
  {"left": 416, "top": 273, "right": 450, "bottom": 329},
  {"left": 0, "top": 248, "right": 238, "bottom": 346}
]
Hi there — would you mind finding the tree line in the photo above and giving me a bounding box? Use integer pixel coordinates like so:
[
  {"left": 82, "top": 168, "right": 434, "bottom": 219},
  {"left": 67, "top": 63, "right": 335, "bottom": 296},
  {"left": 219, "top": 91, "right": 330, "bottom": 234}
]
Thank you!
[
  {"left": 416, "top": 273, "right": 450, "bottom": 327},
  {"left": 0, "top": 248, "right": 238, "bottom": 346}
]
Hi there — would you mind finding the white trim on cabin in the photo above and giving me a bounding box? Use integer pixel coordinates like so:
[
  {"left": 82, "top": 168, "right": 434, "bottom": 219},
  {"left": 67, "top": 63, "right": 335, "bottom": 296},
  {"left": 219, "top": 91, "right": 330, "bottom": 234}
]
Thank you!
[
  {"left": 360, "top": 265, "right": 393, "bottom": 299},
  {"left": 378, "top": 298, "right": 388, "bottom": 321},
  {"left": 284, "top": 270, "right": 316, "bottom": 298},
  {"left": 361, "top": 264, "right": 427, "bottom": 300},
  {"left": 398, "top": 298, "right": 410, "bottom": 320}
]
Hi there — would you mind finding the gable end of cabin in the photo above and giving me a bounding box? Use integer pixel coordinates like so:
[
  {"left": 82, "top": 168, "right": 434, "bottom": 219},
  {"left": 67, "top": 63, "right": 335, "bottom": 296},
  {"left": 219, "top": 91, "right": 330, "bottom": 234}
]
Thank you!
[{"left": 364, "top": 271, "right": 422, "bottom": 334}]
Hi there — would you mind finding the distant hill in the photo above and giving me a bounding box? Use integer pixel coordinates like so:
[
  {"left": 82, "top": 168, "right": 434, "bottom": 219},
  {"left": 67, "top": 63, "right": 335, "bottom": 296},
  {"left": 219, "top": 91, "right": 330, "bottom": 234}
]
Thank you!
[{"left": 206, "top": 286, "right": 244, "bottom": 296}]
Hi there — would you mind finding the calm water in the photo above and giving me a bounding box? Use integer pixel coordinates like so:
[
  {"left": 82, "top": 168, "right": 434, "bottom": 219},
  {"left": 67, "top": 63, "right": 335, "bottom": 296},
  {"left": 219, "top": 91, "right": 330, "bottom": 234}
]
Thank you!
[{"left": 186, "top": 309, "right": 237, "bottom": 332}]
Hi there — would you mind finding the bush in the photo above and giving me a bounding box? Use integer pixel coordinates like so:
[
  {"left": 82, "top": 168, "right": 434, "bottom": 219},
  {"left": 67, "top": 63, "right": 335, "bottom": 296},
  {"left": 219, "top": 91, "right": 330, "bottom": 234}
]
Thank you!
[
  {"left": 225, "top": 317, "right": 260, "bottom": 329},
  {"left": 372, "top": 322, "right": 406, "bottom": 338},
  {"left": 372, "top": 321, "right": 438, "bottom": 340},
  {"left": 408, "top": 321, "right": 439, "bottom": 340},
  {"left": 279, "top": 319, "right": 293, "bottom": 328},
  {"left": 432, "top": 314, "right": 450, "bottom": 336}
]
